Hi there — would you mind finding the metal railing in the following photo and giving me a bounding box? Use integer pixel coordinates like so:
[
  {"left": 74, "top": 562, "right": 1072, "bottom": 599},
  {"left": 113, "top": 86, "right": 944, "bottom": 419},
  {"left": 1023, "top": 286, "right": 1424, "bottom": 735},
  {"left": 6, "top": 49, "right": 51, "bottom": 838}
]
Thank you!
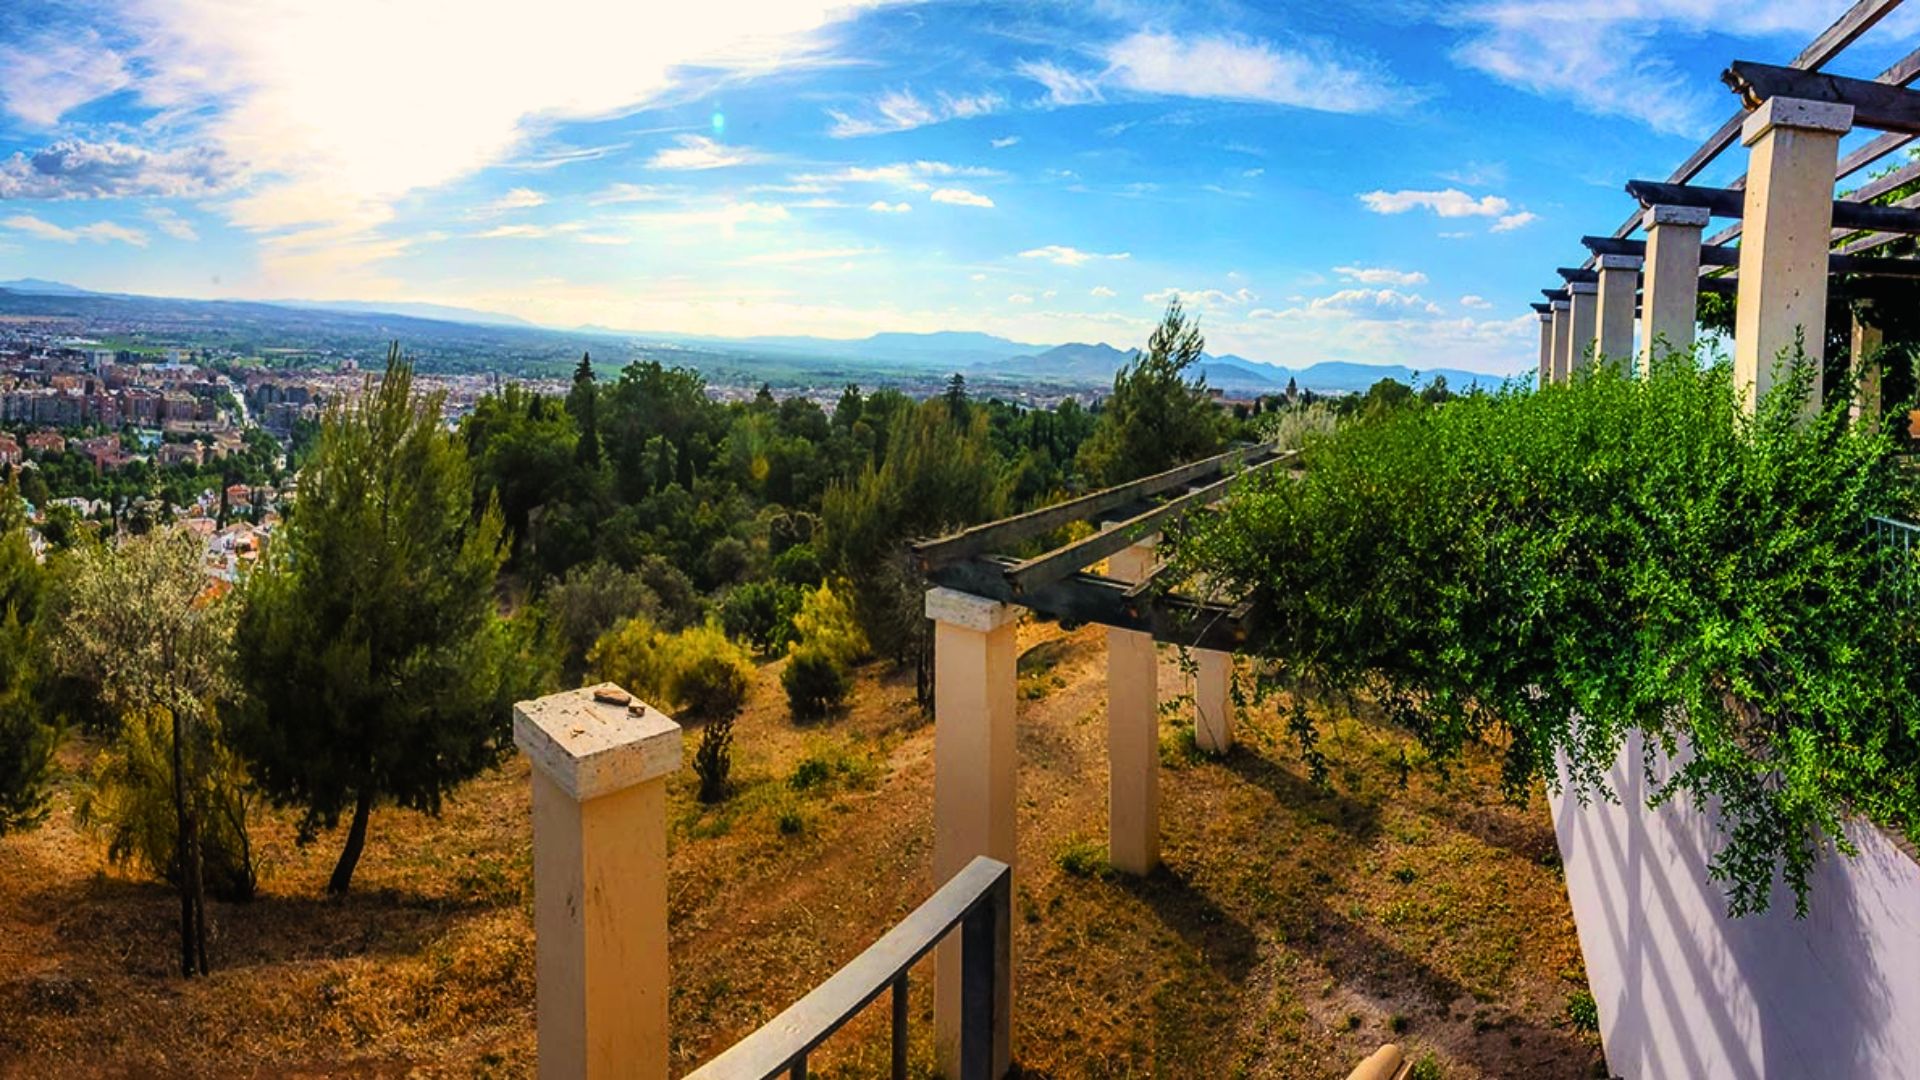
[
  {"left": 684, "top": 855, "right": 1012, "bottom": 1080},
  {"left": 1869, "top": 515, "right": 1920, "bottom": 604}
]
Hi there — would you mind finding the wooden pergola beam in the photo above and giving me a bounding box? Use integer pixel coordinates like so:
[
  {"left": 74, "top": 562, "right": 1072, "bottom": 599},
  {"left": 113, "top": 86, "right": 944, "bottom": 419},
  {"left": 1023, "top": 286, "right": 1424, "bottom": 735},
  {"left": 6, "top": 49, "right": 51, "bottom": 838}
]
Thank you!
[
  {"left": 1581, "top": 235, "right": 1920, "bottom": 277},
  {"left": 925, "top": 556, "right": 1248, "bottom": 652},
  {"left": 1556, "top": 267, "right": 1600, "bottom": 285},
  {"left": 1723, "top": 60, "right": 1920, "bottom": 135},
  {"left": 1624, "top": 180, "right": 1920, "bottom": 233}
]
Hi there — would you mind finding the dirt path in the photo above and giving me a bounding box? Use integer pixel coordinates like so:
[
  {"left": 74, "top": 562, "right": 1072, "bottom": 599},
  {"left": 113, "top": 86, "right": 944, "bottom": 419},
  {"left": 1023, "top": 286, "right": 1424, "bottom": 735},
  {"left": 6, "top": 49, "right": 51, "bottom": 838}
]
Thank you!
[{"left": 0, "top": 618, "right": 1601, "bottom": 1077}]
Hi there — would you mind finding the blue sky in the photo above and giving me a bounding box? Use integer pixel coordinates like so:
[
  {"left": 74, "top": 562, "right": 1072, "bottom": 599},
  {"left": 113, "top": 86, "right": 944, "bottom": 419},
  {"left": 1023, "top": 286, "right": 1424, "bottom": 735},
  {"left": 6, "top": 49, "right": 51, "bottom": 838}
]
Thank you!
[{"left": 0, "top": 1, "right": 1913, "bottom": 374}]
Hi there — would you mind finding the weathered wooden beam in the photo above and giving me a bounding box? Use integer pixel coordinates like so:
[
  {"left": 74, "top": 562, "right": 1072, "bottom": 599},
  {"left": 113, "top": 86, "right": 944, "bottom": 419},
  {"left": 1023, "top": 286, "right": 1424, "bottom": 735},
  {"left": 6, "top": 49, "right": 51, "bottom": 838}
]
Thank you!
[
  {"left": 1541, "top": 287, "right": 1569, "bottom": 302},
  {"left": 1583, "top": 235, "right": 1920, "bottom": 277},
  {"left": 1556, "top": 267, "right": 1600, "bottom": 285},
  {"left": 1625, "top": 179, "right": 1920, "bottom": 233},
  {"left": 911, "top": 441, "right": 1276, "bottom": 569},
  {"left": 1529, "top": 301, "right": 1552, "bottom": 315},
  {"left": 1723, "top": 60, "right": 1920, "bottom": 135},
  {"left": 926, "top": 557, "right": 1248, "bottom": 652},
  {"left": 1002, "top": 451, "right": 1296, "bottom": 596}
]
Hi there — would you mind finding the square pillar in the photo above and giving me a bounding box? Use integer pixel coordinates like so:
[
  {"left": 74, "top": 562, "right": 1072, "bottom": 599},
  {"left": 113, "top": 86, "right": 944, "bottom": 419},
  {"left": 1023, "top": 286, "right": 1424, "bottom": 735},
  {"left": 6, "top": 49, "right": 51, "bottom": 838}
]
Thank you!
[
  {"left": 1536, "top": 311, "right": 1554, "bottom": 387},
  {"left": 515, "top": 684, "right": 683, "bottom": 1080},
  {"left": 927, "top": 586, "right": 1018, "bottom": 1079},
  {"left": 1852, "top": 312, "right": 1884, "bottom": 426},
  {"left": 1734, "top": 96, "right": 1853, "bottom": 415},
  {"left": 1594, "top": 255, "right": 1641, "bottom": 368},
  {"left": 1567, "top": 282, "right": 1599, "bottom": 375},
  {"left": 1105, "top": 537, "right": 1160, "bottom": 876},
  {"left": 1641, "top": 205, "right": 1709, "bottom": 372},
  {"left": 1192, "top": 649, "right": 1233, "bottom": 754},
  {"left": 1550, "top": 299, "right": 1572, "bottom": 384}
]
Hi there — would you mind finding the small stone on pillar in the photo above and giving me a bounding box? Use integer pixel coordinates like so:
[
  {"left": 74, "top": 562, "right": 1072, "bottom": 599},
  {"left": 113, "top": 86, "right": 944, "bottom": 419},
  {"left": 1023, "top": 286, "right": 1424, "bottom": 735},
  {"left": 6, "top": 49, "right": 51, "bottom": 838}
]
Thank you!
[
  {"left": 1550, "top": 299, "right": 1572, "bottom": 384},
  {"left": 1594, "top": 254, "right": 1640, "bottom": 368},
  {"left": 1641, "top": 204, "right": 1709, "bottom": 373},
  {"left": 1105, "top": 537, "right": 1160, "bottom": 876},
  {"left": 1567, "top": 282, "right": 1599, "bottom": 375},
  {"left": 515, "top": 683, "right": 682, "bottom": 1080},
  {"left": 1734, "top": 96, "right": 1853, "bottom": 416},
  {"left": 926, "top": 586, "right": 1019, "bottom": 1080}
]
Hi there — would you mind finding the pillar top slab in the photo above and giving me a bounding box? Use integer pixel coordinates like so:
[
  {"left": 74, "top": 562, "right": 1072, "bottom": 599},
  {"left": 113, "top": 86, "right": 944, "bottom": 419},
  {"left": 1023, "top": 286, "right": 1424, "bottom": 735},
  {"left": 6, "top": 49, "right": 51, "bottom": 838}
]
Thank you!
[
  {"left": 1550, "top": 299, "right": 1570, "bottom": 311},
  {"left": 1596, "top": 254, "right": 1643, "bottom": 270},
  {"left": 926, "top": 585, "right": 1021, "bottom": 632},
  {"left": 1740, "top": 96, "right": 1854, "bottom": 146},
  {"left": 1568, "top": 281, "right": 1599, "bottom": 295},
  {"left": 1644, "top": 204, "right": 1710, "bottom": 229},
  {"left": 514, "top": 683, "right": 682, "bottom": 801}
]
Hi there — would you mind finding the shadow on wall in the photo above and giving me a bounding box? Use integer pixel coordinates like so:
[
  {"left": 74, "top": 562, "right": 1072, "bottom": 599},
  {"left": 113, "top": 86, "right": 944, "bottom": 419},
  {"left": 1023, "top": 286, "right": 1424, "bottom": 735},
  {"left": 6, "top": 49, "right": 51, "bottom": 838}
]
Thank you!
[{"left": 1553, "top": 730, "right": 1915, "bottom": 1079}]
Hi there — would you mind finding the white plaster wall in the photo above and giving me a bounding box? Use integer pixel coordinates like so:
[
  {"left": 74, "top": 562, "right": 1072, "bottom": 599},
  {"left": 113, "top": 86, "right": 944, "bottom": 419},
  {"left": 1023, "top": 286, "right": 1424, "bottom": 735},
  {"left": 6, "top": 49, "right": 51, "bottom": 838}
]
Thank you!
[{"left": 1550, "top": 732, "right": 1920, "bottom": 1079}]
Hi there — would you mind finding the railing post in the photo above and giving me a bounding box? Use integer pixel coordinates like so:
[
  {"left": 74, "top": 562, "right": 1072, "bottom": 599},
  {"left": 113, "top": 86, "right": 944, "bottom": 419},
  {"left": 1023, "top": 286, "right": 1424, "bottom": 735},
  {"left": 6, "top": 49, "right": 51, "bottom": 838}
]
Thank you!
[
  {"left": 1104, "top": 535, "right": 1161, "bottom": 875},
  {"left": 1851, "top": 308, "right": 1884, "bottom": 426},
  {"left": 1567, "top": 281, "right": 1599, "bottom": 376},
  {"left": 1192, "top": 648, "right": 1233, "bottom": 754},
  {"left": 927, "top": 587, "right": 1019, "bottom": 1080},
  {"left": 1640, "top": 204, "right": 1708, "bottom": 373},
  {"left": 1733, "top": 95, "right": 1853, "bottom": 416},
  {"left": 1594, "top": 254, "right": 1640, "bottom": 368},
  {"left": 959, "top": 865, "right": 1013, "bottom": 1080},
  {"left": 515, "top": 684, "right": 682, "bottom": 1080},
  {"left": 1550, "top": 298, "right": 1572, "bottom": 384},
  {"left": 1536, "top": 308, "right": 1554, "bottom": 388}
]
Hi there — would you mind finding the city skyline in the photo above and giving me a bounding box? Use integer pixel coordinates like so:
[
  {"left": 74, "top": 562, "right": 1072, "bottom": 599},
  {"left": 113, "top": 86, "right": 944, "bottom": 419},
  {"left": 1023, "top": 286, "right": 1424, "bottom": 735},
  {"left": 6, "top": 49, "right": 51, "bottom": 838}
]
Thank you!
[{"left": 1, "top": 0, "right": 1912, "bottom": 374}]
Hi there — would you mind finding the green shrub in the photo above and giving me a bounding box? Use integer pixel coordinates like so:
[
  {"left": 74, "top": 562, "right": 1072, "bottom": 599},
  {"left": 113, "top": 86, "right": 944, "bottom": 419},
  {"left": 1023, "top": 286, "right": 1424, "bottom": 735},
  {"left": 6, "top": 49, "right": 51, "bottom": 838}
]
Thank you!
[
  {"left": 590, "top": 618, "right": 754, "bottom": 721},
  {"left": 1169, "top": 352, "right": 1920, "bottom": 916},
  {"left": 1408, "top": 1052, "right": 1443, "bottom": 1080},
  {"left": 718, "top": 580, "right": 802, "bottom": 655},
  {"left": 693, "top": 711, "right": 733, "bottom": 804},
  {"left": 543, "top": 560, "right": 659, "bottom": 676},
  {"left": 1056, "top": 834, "right": 1109, "bottom": 879},
  {"left": 783, "top": 644, "right": 851, "bottom": 721},
  {"left": 790, "top": 581, "right": 868, "bottom": 665},
  {"left": 1567, "top": 989, "right": 1600, "bottom": 1033},
  {"left": 771, "top": 543, "right": 824, "bottom": 586}
]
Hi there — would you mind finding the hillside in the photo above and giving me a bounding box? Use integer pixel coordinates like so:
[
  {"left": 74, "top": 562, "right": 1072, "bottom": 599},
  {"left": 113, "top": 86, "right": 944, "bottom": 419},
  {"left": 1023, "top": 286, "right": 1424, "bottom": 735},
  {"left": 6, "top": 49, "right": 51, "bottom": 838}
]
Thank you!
[{"left": 0, "top": 617, "right": 1602, "bottom": 1077}]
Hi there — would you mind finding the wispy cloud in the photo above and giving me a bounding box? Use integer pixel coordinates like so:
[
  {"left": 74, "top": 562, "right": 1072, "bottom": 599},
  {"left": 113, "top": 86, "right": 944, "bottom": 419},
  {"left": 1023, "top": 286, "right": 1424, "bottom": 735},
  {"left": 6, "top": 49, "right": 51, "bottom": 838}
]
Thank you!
[
  {"left": 144, "top": 206, "right": 198, "bottom": 241},
  {"left": 1145, "top": 286, "right": 1258, "bottom": 309},
  {"left": 1020, "top": 245, "right": 1128, "bottom": 267},
  {"left": 0, "top": 28, "right": 130, "bottom": 127},
  {"left": 828, "top": 88, "right": 1003, "bottom": 137},
  {"left": 739, "top": 246, "right": 882, "bottom": 264},
  {"left": 648, "top": 135, "right": 762, "bottom": 170},
  {"left": 1491, "top": 211, "right": 1538, "bottom": 232},
  {"left": 1090, "top": 285, "right": 1117, "bottom": 298},
  {"left": 868, "top": 200, "right": 912, "bottom": 213},
  {"left": 930, "top": 187, "right": 994, "bottom": 208},
  {"left": 475, "top": 187, "right": 547, "bottom": 214},
  {"left": 1017, "top": 59, "right": 1104, "bottom": 107},
  {"left": 3, "top": 213, "right": 148, "bottom": 247},
  {"left": 1334, "top": 265, "right": 1427, "bottom": 286},
  {"left": 991, "top": 135, "right": 1020, "bottom": 149},
  {"left": 1252, "top": 288, "right": 1442, "bottom": 320},
  {"left": 0, "top": 139, "right": 235, "bottom": 200},
  {"left": 1460, "top": 294, "right": 1492, "bottom": 309},
  {"left": 1019, "top": 30, "right": 1405, "bottom": 114},
  {"left": 1359, "top": 188, "right": 1510, "bottom": 218}
]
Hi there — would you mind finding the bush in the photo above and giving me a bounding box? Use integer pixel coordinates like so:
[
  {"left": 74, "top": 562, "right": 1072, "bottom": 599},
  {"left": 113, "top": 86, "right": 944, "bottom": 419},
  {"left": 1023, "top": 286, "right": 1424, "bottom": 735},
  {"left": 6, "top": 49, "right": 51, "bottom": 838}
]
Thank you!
[
  {"left": 718, "top": 580, "right": 803, "bottom": 655},
  {"left": 771, "top": 543, "right": 824, "bottom": 586},
  {"left": 693, "top": 711, "right": 733, "bottom": 803},
  {"left": 783, "top": 644, "right": 851, "bottom": 721},
  {"left": 543, "top": 559, "right": 660, "bottom": 675},
  {"left": 1168, "top": 352, "right": 1920, "bottom": 916},
  {"left": 589, "top": 618, "right": 753, "bottom": 721},
  {"left": 1567, "top": 989, "right": 1600, "bottom": 1033},
  {"left": 790, "top": 581, "right": 868, "bottom": 665},
  {"left": 703, "top": 536, "right": 752, "bottom": 587}
]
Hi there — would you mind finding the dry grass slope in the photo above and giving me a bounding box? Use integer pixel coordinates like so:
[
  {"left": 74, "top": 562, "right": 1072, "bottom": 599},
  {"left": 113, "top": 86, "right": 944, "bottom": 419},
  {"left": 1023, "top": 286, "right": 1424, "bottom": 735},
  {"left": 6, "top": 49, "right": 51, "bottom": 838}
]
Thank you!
[{"left": 0, "top": 619, "right": 1603, "bottom": 1078}]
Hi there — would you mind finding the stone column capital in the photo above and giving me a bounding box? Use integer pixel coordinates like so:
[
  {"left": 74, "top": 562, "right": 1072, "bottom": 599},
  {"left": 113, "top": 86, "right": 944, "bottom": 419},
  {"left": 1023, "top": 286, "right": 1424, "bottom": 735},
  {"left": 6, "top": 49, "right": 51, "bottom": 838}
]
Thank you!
[
  {"left": 1596, "top": 254, "right": 1644, "bottom": 271},
  {"left": 1644, "top": 204, "right": 1711, "bottom": 229},
  {"left": 1741, "top": 96, "right": 1854, "bottom": 146},
  {"left": 926, "top": 586, "right": 1020, "bottom": 632},
  {"left": 1568, "top": 281, "right": 1599, "bottom": 295},
  {"left": 514, "top": 684, "right": 681, "bottom": 801}
]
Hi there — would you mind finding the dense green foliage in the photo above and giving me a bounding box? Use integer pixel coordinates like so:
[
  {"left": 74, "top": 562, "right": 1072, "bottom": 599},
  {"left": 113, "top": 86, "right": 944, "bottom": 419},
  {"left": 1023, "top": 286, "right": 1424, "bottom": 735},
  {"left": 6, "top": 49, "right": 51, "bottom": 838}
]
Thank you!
[
  {"left": 1167, "top": 354, "right": 1918, "bottom": 915},
  {"left": 1076, "top": 301, "right": 1226, "bottom": 484},
  {"left": 234, "top": 347, "right": 520, "bottom": 895},
  {"left": 0, "top": 474, "right": 55, "bottom": 833},
  {"left": 589, "top": 617, "right": 754, "bottom": 722}
]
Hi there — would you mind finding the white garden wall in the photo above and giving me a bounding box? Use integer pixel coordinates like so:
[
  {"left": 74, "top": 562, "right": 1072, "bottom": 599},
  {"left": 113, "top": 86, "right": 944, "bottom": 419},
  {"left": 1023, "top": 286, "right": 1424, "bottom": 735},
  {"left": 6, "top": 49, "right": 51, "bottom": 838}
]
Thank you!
[{"left": 1550, "top": 732, "right": 1920, "bottom": 1079}]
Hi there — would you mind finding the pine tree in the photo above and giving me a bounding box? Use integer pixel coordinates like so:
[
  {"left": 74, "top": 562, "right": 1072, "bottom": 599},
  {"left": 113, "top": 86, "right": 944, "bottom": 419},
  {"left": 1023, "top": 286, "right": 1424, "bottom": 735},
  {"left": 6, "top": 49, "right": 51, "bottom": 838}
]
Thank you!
[
  {"left": 0, "top": 472, "right": 54, "bottom": 836},
  {"left": 235, "top": 345, "right": 518, "bottom": 894},
  {"left": 568, "top": 352, "right": 601, "bottom": 469}
]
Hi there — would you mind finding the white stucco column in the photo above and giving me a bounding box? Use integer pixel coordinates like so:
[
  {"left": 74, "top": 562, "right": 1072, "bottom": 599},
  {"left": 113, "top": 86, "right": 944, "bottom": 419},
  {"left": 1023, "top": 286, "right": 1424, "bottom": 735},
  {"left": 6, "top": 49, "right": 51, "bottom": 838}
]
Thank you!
[
  {"left": 1192, "top": 649, "right": 1233, "bottom": 754},
  {"left": 1536, "top": 309, "right": 1554, "bottom": 387},
  {"left": 1641, "top": 205, "right": 1709, "bottom": 372},
  {"left": 1550, "top": 299, "right": 1573, "bottom": 384},
  {"left": 1852, "top": 312, "right": 1884, "bottom": 426},
  {"left": 1734, "top": 96, "right": 1853, "bottom": 415},
  {"left": 515, "top": 684, "right": 683, "bottom": 1080},
  {"left": 927, "top": 586, "right": 1019, "bottom": 1079},
  {"left": 1567, "top": 282, "right": 1599, "bottom": 375},
  {"left": 1594, "top": 255, "right": 1641, "bottom": 368},
  {"left": 1105, "top": 538, "right": 1160, "bottom": 876}
]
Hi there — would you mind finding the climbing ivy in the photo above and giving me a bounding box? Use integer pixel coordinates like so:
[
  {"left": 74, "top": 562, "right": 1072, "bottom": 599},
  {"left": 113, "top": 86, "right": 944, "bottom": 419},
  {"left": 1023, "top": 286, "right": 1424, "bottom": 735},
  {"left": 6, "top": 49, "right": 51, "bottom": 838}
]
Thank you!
[{"left": 1164, "top": 352, "right": 1920, "bottom": 915}]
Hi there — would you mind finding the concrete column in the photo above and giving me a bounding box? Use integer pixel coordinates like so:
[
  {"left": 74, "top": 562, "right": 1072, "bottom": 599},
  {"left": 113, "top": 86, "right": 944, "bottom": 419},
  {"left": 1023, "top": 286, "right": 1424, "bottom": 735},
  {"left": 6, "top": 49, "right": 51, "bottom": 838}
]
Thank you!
[
  {"left": 1641, "top": 205, "right": 1709, "bottom": 372},
  {"left": 515, "top": 684, "right": 683, "bottom": 1080},
  {"left": 1536, "top": 312, "right": 1554, "bottom": 387},
  {"left": 927, "top": 586, "right": 1018, "bottom": 1079},
  {"left": 1192, "top": 649, "right": 1233, "bottom": 754},
  {"left": 1734, "top": 96, "right": 1853, "bottom": 416},
  {"left": 1105, "top": 538, "right": 1160, "bottom": 876},
  {"left": 1594, "top": 255, "right": 1641, "bottom": 368},
  {"left": 1852, "top": 313, "right": 1884, "bottom": 426},
  {"left": 1550, "top": 299, "right": 1572, "bottom": 384},
  {"left": 1567, "top": 282, "right": 1599, "bottom": 375}
]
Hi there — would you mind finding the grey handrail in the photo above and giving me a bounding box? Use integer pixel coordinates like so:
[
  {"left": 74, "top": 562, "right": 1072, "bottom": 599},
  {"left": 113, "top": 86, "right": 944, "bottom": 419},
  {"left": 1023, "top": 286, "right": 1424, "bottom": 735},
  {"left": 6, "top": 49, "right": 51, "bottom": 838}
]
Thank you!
[{"left": 684, "top": 855, "right": 1012, "bottom": 1080}]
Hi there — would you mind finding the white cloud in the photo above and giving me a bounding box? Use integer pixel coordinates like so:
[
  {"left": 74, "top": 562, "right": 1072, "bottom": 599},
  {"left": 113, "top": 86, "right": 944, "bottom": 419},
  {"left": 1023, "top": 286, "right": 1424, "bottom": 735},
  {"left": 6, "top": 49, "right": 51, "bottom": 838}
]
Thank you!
[
  {"left": 1359, "top": 188, "right": 1510, "bottom": 218},
  {"left": 868, "top": 200, "right": 912, "bottom": 213},
  {"left": 1242, "top": 167, "right": 1265, "bottom": 179},
  {"left": 1334, "top": 265, "right": 1427, "bottom": 286},
  {"left": 0, "top": 28, "right": 131, "bottom": 127},
  {"left": 648, "top": 135, "right": 761, "bottom": 171},
  {"left": 0, "top": 138, "right": 235, "bottom": 199},
  {"left": 931, "top": 187, "right": 994, "bottom": 208},
  {"left": 1253, "top": 288, "right": 1442, "bottom": 320},
  {"left": 1145, "top": 286, "right": 1258, "bottom": 309},
  {"left": 1492, "top": 211, "right": 1539, "bottom": 232},
  {"left": 827, "top": 88, "right": 1003, "bottom": 137},
  {"left": 1016, "top": 59, "right": 1104, "bottom": 107},
  {"left": 1091, "top": 285, "right": 1117, "bottom": 298},
  {"left": 1460, "top": 294, "right": 1493, "bottom": 309},
  {"left": 1020, "top": 245, "right": 1129, "bottom": 267},
  {"left": 144, "top": 206, "right": 198, "bottom": 241},
  {"left": 590, "top": 182, "right": 681, "bottom": 205},
  {"left": 470, "top": 221, "right": 585, "bottom": 239},
  {"left": 793, "top": 160, "right": 999, "bottom": 193},
  {"left": 476, "top": 186, "right": 546, "bottom": 214},
  {"left": 991, "top": 135, "right": 1020, "bottom": 149},
  {"left": 3, "top": 213, "right": 149, "bottom": 247},
  {"left": 1101, "top": 31, "right": 1401, "bottom": 113}
]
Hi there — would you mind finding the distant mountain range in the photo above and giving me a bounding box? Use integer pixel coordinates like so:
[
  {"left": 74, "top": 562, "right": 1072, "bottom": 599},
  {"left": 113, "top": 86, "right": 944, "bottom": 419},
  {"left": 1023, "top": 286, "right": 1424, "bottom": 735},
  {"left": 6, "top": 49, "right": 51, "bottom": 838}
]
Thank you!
[{"left": 0, "top": 278, "right": 1523, "bottom": 394}]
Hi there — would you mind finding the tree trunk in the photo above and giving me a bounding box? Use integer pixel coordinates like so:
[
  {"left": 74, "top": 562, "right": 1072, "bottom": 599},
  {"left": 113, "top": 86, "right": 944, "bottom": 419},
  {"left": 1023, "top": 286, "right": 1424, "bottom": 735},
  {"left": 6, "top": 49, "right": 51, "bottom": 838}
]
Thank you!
[
  {"left": 328, "top": 790, "right": 374, "bottom": 895},
  {"left": 168, "top": 708, "right": 199, "bottom": 977}
]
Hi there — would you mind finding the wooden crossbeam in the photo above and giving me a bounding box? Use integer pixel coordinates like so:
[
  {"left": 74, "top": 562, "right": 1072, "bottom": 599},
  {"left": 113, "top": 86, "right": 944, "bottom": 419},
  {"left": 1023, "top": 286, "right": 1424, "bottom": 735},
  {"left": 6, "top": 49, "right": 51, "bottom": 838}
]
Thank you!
[
  {"left": 1540, "top": 287, "right": 1569, "bottom": 302},
  {"left": 1581, "top": 235, "right": 1920, "bottom": 277},
  {"left": 1002, "top": 451, "right": 1297, "bottom": 596},
  {"left": 1624, "top": 180, "right": 1920, "bottom": 233},
  {"left": 1556, "top": 267, "right": 1599, "bottom": 285},
  {"left": 911, "top": 441, "right": 1277, "bottom": 570},
  {"left": 926, "top": 556, "right": 1248, "bottom": 652},
  {"left": 1529, "top": 301, "right": 1552, "bottom": 314},
  {"left": 1723, "top": 60, "right": 1920, "bottom": 135}
]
